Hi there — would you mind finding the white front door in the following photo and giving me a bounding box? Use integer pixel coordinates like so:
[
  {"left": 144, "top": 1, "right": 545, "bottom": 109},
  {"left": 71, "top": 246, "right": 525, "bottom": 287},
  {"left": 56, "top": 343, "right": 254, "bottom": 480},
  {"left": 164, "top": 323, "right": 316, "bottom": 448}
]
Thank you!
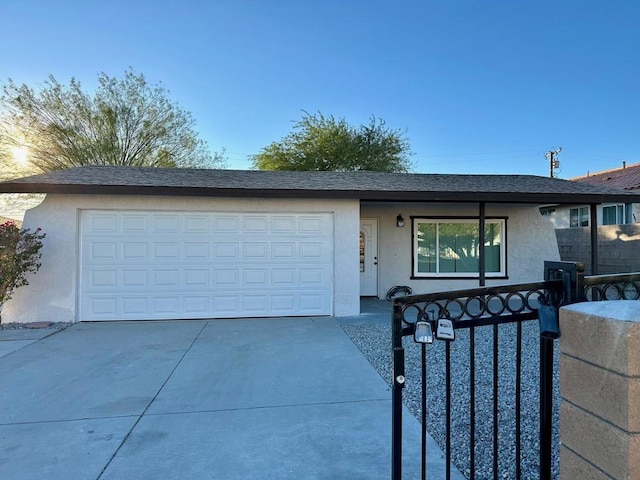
[{"left": 359, "top": 218, "right": 378, "bottom": 296}]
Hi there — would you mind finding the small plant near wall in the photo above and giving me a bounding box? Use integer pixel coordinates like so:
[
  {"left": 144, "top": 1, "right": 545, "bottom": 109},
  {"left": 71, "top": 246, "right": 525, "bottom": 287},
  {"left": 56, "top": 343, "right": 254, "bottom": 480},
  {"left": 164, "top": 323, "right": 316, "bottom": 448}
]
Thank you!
[{"left": 0, "top": 221, "right": 46, "bottom": 320}]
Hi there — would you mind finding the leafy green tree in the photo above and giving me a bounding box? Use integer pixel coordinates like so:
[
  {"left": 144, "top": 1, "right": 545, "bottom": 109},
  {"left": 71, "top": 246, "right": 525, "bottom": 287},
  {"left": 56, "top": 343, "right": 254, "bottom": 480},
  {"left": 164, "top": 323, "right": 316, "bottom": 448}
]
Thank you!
[
  {"left": 0, "top": 70, "right": 226, "bottom": 173},
  {"left": 251, "top": 111, "right": 412, "bottom": 172}
]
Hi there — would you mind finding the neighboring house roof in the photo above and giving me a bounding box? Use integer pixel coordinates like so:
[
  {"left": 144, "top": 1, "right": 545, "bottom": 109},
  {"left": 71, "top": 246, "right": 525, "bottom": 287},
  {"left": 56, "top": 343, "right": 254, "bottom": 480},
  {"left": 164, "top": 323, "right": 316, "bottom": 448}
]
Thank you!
[
  {"left": 1, "top": 166, "right": 639, "bottom": 205},
  {"left": 572, "top": 162, "right": 640, "bottom": 192}
]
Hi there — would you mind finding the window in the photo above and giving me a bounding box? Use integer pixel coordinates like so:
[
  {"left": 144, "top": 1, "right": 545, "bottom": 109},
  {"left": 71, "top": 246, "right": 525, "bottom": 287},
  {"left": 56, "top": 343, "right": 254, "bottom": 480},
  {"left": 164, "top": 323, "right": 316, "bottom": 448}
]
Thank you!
[
  {"left": 570, "top": 207, "right": 589, "bottom": 227},
  {"left": 413, "top": 218, "right": 506, "bottom": 277},
  {"left": 540, "top": 207, "right": 555, "bottom": 216},
  {"left": 602, "top": 204, "right": 629, "bottom": 225}
]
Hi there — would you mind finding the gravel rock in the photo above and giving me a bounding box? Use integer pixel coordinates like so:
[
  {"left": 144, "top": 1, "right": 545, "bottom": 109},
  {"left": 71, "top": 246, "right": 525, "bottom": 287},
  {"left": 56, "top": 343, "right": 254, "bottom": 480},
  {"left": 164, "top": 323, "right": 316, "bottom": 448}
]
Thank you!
[
  {"left": 341, "top": 320, "right": 560, "bottom": 480},
  {"left": 0, "top": 322, "right": 72, "bottom": 330}
]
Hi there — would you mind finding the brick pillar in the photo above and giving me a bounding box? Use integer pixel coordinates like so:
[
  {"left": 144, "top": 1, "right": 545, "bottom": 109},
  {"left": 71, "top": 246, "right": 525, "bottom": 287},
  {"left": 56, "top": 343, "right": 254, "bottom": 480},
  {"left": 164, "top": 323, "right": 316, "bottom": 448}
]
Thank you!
[{"left": 559, "top": 301, "right": 640, "bottom": 479}]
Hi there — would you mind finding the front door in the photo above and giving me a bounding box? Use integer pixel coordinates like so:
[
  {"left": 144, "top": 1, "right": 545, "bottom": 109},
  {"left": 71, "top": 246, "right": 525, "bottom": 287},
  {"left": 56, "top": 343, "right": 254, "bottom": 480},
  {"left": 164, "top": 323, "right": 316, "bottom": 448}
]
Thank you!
[{"left": 360, "top": 218, "right": 378, "bottom": 296}]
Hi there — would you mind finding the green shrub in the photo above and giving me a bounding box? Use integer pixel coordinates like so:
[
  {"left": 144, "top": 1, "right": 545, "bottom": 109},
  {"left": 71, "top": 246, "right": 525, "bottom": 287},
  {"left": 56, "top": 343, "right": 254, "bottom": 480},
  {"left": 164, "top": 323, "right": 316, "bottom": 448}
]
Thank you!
[{"left": 0, "top": 221, "right": 46, "bottom": 308}]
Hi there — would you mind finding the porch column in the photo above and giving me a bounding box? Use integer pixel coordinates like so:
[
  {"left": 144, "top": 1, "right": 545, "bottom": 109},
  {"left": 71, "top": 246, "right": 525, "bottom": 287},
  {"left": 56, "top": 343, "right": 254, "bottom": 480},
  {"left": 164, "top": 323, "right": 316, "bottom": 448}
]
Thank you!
[
  {"left": 590, "top": 204, "right": 598, "bottom": 275},
  {"left": 479, "top": 202, "right": 486, "bottom": 287}
]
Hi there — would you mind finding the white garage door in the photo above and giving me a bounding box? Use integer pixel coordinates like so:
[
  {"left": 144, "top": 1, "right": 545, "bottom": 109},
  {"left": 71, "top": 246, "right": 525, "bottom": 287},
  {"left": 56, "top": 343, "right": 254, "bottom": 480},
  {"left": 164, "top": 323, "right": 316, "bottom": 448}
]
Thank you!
[{"left": 79, "top": 210, "right": 334, "bottom": 321}]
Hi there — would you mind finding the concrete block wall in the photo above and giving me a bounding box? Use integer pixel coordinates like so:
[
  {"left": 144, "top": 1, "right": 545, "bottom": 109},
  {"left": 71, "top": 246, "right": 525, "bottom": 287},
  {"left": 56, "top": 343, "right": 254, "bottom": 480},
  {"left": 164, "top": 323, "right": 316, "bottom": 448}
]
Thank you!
[
  {"left": 555, "top": 224, "right": 640, "bottom": 274},
  {"left": 559, "top": 301, "right": 640, "bottom": 479}
]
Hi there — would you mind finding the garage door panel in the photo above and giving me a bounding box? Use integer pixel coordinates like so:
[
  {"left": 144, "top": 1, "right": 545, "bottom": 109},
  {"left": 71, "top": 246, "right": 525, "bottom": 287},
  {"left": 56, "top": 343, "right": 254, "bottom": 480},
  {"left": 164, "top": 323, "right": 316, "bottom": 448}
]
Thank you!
[
  {"left": 122, "top": 214, "right": 148, "bottom": 232},
  {"left": 123, "top": 243, "right": 149, "bottom": 260},
  {"left": 154, "top": 269, "right": 179, "bottom": 286},
  {"left": 90, "top": 297, "right": 117, "bottom": 315},
  {"left": 272, "top": 295, "right": 295, "bottom": 311},
  {"left": 272, "top": 243, "right": 295, "bottom": 258},
  {"left": 154, "top": 243, "right": 179, "bottom": 259},
  {"left": 272, "top": 216, "right": 295, "bottom": 232},
  {"left": 184, "top": 243, "right": 209, "bottom": 259},
  {"left": 300, "top": 294, "right": 324, "bottom": 312},
  {"left": 184, "top": 296, "right": 209, "bottom": 314},
  {"left": 243, "top": 243, "right": 267, "bottom": 259},
  {"left": 300, "top": 242, "right": 326, "bottom": 258},
  {"left": 243, "top": 269, "right": 267, "bottom": 285},
  {"left": 272, "top": 268, "right": 295, "bottom": 284},
  {"left": 185, "top": 269, "right": 210, "bottom": 286},
  {"left": 89, "top": 242, "right": 118, "bottom": 261},
  {"left": 86, "top": 268, "right": 116, "bottom": 288},
  {"left": 90, "top": 214, "right": 118, "bottom": 232},
  {"left": 212, "top": 296, "right": 239, "bottom": 314},
  {"left": 122, "top": 297, "right": 147, "bottom": 315},
  {"left": 213, "top": 269, "right": 239, "bottom": 285},
  {"left": 153, "top": 215, "right": 180, "bottom": 232},
  {"left": 243, "top": 295, "right": 268, "bottom": 312},
  {"left": 243, "top": 216, "right": 268, "bottom": 233},
  {"left": 123, "top": 270, "right": 148, "bottom": 287},
  {"left": 214, "top": 243, "right": 239, "bottom": 259},
  {"left": 80, "top": 211, "right": 333, "bottom": 320},
  {"left": 153, "top": 297, "right": 179, "bottom": 314},
  {"left": 300, "top": 268, "right": 325, "bottom": 284},
  {"left": 300, "top": 216, "right": 325, "bottom": 233},
  {"left": 214, "top": 216, "right": 239, "bottom": 232},
  {"left": 183, "top": 215, "right": 209, "bottom": 233}
]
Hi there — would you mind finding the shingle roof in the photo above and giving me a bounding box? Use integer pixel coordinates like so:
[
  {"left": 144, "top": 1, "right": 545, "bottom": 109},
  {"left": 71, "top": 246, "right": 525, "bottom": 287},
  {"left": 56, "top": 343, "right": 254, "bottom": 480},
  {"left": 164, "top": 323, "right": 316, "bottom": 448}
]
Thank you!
[
  {"left": 572, "top": 162, "right": 640, "bottom": 191},
  {"left": 1, "top": 166, "right": 639, "bottom": 205}
]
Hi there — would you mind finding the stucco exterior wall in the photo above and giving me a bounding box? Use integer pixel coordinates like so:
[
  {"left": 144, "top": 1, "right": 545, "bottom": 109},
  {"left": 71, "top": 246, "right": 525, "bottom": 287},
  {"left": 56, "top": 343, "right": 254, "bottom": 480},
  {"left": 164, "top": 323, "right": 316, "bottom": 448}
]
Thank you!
[
  {"left": 4, "top": 194, "right": 360, "bottom": 323},
  {"left": 360, "top": 202, "right": 561, "bottom": 298}
]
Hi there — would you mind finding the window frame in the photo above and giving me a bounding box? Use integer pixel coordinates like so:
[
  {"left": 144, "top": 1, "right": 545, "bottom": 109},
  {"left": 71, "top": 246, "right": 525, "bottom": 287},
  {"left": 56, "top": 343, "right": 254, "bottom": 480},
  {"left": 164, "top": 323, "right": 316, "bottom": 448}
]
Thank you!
[
  {"left": 602, "top": 203, "right": 628, "bottom": 225},
  {"left": 569, "top": 207, "right": 590, "bottom": 228},
  {"left": 412, "top": 216, "right": 507, "bottom": 279}
]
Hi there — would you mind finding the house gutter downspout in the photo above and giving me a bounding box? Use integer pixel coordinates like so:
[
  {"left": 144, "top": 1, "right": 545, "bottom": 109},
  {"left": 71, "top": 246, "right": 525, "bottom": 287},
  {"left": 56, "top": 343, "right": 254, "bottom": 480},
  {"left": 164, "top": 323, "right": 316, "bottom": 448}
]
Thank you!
[
  {"left": 590, "top": 204, "right": 599, "bottom": 275},
  {"left": 479, "top": 202, "right": 486, "bottom": 287}
]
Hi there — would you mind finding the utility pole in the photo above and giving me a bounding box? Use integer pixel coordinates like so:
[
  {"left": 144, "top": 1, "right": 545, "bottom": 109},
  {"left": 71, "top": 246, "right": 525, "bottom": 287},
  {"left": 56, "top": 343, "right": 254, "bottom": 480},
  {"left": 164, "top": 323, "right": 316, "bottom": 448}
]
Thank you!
[{"left": 545, "top": 147, "right": 562, "bottom": 178}]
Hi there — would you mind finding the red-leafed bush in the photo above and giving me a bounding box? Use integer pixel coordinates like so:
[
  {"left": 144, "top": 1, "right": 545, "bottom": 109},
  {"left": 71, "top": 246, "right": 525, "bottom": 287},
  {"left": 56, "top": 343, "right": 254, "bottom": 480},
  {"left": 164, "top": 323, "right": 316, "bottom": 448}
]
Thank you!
[{"left": 0, "top": 221, "right": 46, "bottom": 311}]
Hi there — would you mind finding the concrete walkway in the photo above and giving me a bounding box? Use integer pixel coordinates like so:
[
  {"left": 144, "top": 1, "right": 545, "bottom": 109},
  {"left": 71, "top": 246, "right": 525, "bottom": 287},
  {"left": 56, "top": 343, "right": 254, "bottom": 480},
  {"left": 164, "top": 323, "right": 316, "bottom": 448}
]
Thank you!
[{"left": 0, "top": 310, "right": 461, "bottom": 479}]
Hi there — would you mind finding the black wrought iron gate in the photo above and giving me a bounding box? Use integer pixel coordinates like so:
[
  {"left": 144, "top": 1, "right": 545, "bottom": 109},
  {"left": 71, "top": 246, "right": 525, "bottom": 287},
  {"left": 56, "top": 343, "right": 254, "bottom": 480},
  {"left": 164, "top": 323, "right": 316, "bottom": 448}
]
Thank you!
[{"left": 391, "top": 261, "right": 640, "bottom": 480}]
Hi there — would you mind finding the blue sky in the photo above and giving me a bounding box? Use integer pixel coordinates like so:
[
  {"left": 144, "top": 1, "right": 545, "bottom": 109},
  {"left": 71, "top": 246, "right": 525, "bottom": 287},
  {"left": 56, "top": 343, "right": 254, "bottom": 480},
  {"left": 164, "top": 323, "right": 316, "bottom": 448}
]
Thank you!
[{"left": 1, "top": 0, "right": 638, "bottom": 178}]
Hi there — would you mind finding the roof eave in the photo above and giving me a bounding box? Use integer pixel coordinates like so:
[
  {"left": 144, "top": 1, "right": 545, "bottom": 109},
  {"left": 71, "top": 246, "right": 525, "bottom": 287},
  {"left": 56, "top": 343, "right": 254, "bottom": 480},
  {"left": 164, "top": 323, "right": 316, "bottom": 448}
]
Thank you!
[{"left": 2, "top": 182, "right": 639, "bottom": 205}]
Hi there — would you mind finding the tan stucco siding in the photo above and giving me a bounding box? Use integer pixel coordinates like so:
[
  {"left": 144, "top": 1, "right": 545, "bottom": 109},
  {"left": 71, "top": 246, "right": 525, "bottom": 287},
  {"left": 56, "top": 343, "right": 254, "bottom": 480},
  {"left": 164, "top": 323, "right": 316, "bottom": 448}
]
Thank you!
[
  {"left": 4, "top": 194, "right": 360, "bottom": 323},
  {"left": 360, "top": 203, "right": 561, "bottom": 298}
]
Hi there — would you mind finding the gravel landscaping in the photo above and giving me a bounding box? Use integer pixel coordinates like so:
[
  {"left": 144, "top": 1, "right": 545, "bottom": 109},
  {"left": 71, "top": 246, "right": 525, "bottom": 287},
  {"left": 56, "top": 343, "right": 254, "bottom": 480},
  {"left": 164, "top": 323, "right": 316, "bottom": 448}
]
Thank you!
[
  {"left": 0, "top": 321, "right": 71, "bottom": 330},
  {"left": 341, "top": 319, "right": 560, "bottom": 480}
]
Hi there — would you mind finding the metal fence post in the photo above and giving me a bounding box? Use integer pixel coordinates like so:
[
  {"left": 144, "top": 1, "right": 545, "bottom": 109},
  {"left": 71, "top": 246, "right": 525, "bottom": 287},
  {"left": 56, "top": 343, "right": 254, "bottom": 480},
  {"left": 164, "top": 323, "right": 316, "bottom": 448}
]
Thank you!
[
  {"left": 392, "top": 301, "right": 405, "bottom": 480},
  {"left": 539, "top": 335, "right": 553, "bottom": 480},
  {"left": 575, "top": 262, "right": 586, "bottom": 302},
  {"left": 540, "top": 261, "right": 581, "bottom": 480},
  {"left": 543, "top": 260, "right": 584, "bottom": 305}
]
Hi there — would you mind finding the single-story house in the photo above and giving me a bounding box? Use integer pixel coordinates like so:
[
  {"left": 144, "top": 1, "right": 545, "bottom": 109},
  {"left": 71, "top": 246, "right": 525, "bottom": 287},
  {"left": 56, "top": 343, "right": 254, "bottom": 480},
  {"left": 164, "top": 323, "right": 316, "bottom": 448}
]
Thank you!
[{"left": 1, "top": 166, "right": 638, "bottom": 323}]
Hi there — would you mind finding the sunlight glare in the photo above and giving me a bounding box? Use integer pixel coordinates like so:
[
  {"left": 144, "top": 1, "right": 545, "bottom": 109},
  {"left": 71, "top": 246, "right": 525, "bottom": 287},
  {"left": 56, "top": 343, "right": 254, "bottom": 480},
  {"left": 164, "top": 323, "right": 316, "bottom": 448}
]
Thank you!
[{"left": 10, "top": 146, "right": 29, "bottom": 166}]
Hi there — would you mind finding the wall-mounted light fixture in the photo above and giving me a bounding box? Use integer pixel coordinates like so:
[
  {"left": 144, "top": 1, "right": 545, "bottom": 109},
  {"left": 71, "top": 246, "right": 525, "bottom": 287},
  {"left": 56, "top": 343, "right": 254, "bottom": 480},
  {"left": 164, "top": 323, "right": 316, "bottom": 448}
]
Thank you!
[{"left": 396, "top": 214, "right": 404, "bottom": 228}]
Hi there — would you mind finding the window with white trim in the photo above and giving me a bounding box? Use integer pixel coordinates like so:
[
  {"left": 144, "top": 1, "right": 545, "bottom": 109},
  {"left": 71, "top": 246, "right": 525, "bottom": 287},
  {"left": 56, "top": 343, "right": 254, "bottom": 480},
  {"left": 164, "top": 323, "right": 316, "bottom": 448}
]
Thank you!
[
  {"left": 569, "top": 207, "right": 589, "bottom": 227},
  {"left": 413, "top": 218, "right": 506, "bottom": 277},
  {"left": 602, "top": 204, "right": 629, "bottom": 225}
]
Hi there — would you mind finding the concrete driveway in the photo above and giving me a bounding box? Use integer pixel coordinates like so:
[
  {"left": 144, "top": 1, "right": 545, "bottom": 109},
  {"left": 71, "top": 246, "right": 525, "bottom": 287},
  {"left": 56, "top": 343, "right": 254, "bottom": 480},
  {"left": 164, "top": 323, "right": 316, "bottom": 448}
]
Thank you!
[{"left": 0, "top": 315, "right": 457, "bottom": 479}]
